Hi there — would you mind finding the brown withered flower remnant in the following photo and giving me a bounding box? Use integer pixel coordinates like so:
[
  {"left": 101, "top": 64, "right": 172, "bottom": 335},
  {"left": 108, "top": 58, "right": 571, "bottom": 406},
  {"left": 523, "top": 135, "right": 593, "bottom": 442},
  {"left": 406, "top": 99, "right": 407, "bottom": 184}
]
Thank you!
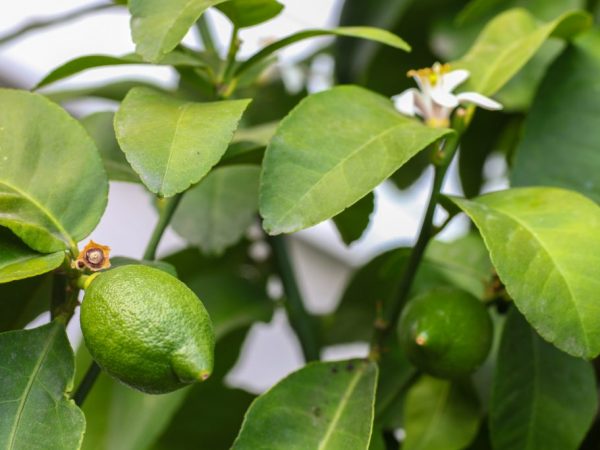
[{"left": 75, "top": 240, "right": 111, "bottom": 271}]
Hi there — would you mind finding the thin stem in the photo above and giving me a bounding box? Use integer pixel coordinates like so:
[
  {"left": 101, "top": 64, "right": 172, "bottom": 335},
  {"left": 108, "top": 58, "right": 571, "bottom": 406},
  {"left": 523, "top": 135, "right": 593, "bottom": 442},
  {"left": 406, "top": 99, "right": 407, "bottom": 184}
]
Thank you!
[
  {"left": 268, "top": 235, "right": 320, "bottom": 362},
  {"left": 371, "top": 134, "right": 460, "bottom": 359},
  {"left": 196, "top": 14, "right": 217, "bottom": 55},
  {"left": 0, "top": 3, "right": 116, "bottom": 46},
  {"left": 73, "top": 362, "right": 101, "bottom": 406},
  {"left": 218, "top": 25, "right": 240, "bottom": 94},
  {"left": 143, "top": 194, "right": 184, "bottom": 260}
]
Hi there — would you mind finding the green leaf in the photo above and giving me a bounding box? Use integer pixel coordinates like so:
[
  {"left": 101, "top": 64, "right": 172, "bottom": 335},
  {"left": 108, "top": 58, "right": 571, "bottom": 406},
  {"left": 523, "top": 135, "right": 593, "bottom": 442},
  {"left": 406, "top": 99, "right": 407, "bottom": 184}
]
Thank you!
[
  {"left": 451, "top": 187, "right": 600, "bottom": 358},
  {"left": 0, "top": 89, "right": 108, "bottom": 253},
  {"left": 216, "top": 0, "right": 284, "bottom": 28},
  {"left": 260, "top": 86, "right": 451, "bottom": 235},
  {"left": 235, "top": 27, "right": 411, "bottom": 78},
  {"left": 454, "top": 8, "right": 591, "bottom": 96},
  {"left": 232, "top": 359, "right": 378, "bottom": 450},
  {"left": 129, "top": 0, "right": 229, "bottom": 62},
  {"left": 81, "top": 112, "right": 140, "bottom": 184},
  {"left": 171, "top": 165, "right": 260, "bottom": 255},
  {"left": 37, "top": 51, "right": 205, "bottom": 88},
  {"left": 0, "top": 321, "right": 85, "bottom": 449},
  {"left": 115, "top": 87, "right": 251, "bottom": 197},
  {"left": 0, "top": 228, "right": 64, "bottom": 283},
  {"left": 511, "top": 30, "right": 600, "bottom": 204},
  {"left": 403, "top": 376, "right": 481, "bottom": 450},
  {"left": 0, "top": 275, "right": 52, "bottom": 332},
  {"left": 490, "top": 309, "right": 597, "bottom": 450},
  {"left": 333, "top": 192, "right": 374, "bottom": 246}
]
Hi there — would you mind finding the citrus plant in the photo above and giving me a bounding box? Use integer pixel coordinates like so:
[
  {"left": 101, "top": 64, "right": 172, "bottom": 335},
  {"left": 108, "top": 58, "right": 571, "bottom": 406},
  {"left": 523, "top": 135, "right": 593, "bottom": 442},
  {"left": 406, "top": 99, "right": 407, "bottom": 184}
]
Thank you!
[{"left": 1, "top": 0, "right": 600, "bottom": 449}]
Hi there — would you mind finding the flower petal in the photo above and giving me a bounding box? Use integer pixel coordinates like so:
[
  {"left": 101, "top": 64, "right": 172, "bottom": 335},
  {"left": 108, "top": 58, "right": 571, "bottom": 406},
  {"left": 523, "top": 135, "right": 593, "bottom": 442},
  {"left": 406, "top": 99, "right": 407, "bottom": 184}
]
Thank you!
[
  {"left": 442, "top": 69, "right": 469, "bottom": 92},
  {"left": 431, "top": 87, "right": 459, "bottom": 108},
  {"left": 456, "top": 92, "right": 503, "bottom": 110},
  {"left": 392, "top": 89, "right": 419, "bottom": 116}
]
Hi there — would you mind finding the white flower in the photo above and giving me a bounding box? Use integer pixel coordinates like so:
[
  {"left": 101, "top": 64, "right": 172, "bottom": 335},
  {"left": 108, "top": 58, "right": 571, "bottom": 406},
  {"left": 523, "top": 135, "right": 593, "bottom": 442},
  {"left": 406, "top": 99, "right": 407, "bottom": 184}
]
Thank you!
[{"left": 392, "top": 62, "right": 502, "bottom": 128}]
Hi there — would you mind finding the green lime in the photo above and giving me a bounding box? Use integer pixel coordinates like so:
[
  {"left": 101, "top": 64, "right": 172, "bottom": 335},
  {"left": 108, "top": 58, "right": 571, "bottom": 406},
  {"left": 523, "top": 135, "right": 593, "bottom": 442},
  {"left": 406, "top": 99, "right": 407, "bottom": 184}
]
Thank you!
[
  {"left": 398, "top": 287, "right": 492, "bottom": 379},
  {"left": 80, "top": 265, "right": 215, "bottom": 394}
]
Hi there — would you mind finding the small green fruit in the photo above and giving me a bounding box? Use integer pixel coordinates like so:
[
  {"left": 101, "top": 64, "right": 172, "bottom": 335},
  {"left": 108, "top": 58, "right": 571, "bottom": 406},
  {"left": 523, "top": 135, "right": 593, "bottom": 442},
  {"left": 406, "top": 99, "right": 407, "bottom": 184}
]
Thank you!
[
  {"left": 80, "top": 265, "right": 215, "bottom": 394},
  {"left": 398, "top": 288, "right": 493, "bottom": 379}
]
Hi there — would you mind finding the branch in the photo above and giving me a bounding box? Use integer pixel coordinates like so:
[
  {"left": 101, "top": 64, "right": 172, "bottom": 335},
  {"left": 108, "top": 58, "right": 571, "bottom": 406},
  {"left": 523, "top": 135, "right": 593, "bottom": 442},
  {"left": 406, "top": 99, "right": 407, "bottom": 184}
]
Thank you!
[{"left": 268, "top": 235, "right": 320, "bottom": 362}]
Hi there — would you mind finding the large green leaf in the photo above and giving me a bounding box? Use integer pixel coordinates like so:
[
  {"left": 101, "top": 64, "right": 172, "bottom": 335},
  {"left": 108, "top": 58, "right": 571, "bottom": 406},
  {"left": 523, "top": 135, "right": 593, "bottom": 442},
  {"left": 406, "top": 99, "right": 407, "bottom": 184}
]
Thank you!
[
  {"left": 259, "top": 86, "right": 451, "bottom": 235},
  {"left": 81, "top": 112, "right": 140, "bottom": 184},
  {"left": 129, "top": 0, "right": 229, "bottom": 62},
  {"left": 490, "top": 309, "right": 597, "bottom": 450},
  {"left": 171, "top": 165, "right": 260, "bottom": 255},
  {"left": 0, "top": 321, "right": 85, "bottom": 449},
  {"left": 216, "top": 0, "right": 283, "bottom": 27},
  {"left": 451, "top": 187, "right": 600, "bottom": 358},
  {"left": 403, "top": 376, "right": 481, "bottom": 450},
  {"left": 232, "top": 359, "right": 378, "bottom": 449},
  {"left": 454, "top": 8, "right": 591, "bottom": 96},
  {"left": 115, "top": 87, "right": 250, "bottom": 197},
  {"left": 37, "top": 51, "right": 204, "bottom": 88},
  {"left": 511, "top": 30, "right": 600, "bottom": 204},
  {"left": 234, "top": 27, "right": 410, "bottom": 78},
  {"left": 0, "top": 228, "right": 64, "bottom": 283},
  {"left": 0, "top": 275, "right": 52, "bottom": 332},
  {"left": 0, "top": 89, "right": 108, "bottom": 253}
]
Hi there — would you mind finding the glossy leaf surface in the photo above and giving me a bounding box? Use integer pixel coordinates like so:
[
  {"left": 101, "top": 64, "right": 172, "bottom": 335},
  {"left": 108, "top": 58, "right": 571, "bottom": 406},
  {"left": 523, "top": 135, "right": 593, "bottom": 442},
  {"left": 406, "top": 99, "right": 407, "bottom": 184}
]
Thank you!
[
  {"left": 129, "top": 0, "right": 228, "bottom": 62},
  {"left": 490, "top": 309, "right": 597, "bottom": 450},
  {"left": 512, "top": 30, "right": 600, "bottom": 203},
  {"left": 115, "top": 87, "right": 250, "bottom": 197},
  {"left": 260, "top": 86, "right": 450, "bottom": 234},
  {"left": 232, "top": 359, "right": 378, "bottom": 449},
  {"left": 452, "top": 187, "right": 600, "bottom": 358},
  {"left": 171, "top": 165, "right": 260, "bottom": 255},
  {"left": 403, "top": 376, "right": 480, "bottom": 450},
  {"left": 0, "top": 89, "right": 108, "bottom": 252},
  {"left": 0, "top": 228, "right": 64, "bottom": 283},
  {"left": 454, "top": 8, "right": 591, "bottom": 95},
  {"left": 0, "top": 322, "right": 85, "bottom": 449}
]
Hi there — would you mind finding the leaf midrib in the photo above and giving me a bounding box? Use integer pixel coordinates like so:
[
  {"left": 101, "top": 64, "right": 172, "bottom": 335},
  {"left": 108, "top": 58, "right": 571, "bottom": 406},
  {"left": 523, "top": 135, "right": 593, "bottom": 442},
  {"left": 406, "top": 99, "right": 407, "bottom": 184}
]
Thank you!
[
  {"left": 317, "top": 364, "right": 366, "bottom": 450},
  {"left": 270, "top": 120, "right": 421, "bottom": 229},
  {"left": 8, "top": 324, "right": 59, "bottom": 449},
  {"left": 0, "top": 180, "right": 74, "bottom": 249},
  {"left": 478, "top": 202, "right": 589, "bottom": 352},
  {"left": 158, "top": 102, "right": 193, "bottom": 195}
]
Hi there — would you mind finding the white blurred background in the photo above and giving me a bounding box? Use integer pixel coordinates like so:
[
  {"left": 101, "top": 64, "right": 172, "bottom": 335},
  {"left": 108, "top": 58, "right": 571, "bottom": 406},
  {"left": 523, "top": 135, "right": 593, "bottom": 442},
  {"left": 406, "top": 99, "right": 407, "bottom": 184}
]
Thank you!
[{"left": 0, "top": 0, "right": 495, "bottom": 392}]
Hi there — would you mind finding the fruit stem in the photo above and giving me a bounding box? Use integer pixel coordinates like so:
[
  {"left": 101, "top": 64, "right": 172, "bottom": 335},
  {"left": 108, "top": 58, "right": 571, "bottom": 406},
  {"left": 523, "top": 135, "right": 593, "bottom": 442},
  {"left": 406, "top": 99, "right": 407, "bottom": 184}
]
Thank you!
[
  {"left": 73, "top": 361, "right": 102, "bottom": 406},
  {"left": 268, "top": 235, "right": 321, "bottom": 362},
  {"left": 370, "top": 132, "right": 460, "bottom": 360},
  {"left": 143, "top": 193, "right": 184, "bottom": 260}
]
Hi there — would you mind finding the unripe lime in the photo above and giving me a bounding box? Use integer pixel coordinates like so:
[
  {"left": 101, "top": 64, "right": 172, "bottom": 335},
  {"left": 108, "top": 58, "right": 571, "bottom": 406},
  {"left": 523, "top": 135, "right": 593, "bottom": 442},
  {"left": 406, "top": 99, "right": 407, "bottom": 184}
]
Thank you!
[
  {"left": 80, "top": 265, "right": 215, "bottom": 394},
  {"left": 398, "top": 288, "right": 492, "bottom": 379}
]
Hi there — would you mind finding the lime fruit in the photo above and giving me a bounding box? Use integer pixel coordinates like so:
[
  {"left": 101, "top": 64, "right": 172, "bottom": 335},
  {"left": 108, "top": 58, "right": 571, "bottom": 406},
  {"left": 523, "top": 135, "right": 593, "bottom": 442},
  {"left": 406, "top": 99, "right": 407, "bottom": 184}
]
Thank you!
[
  {"left": 80, "top": 265, "right": 215, "bottom": 394},
  {"left": 398, "top": 288, "right": 493, "bottom": 379}
]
